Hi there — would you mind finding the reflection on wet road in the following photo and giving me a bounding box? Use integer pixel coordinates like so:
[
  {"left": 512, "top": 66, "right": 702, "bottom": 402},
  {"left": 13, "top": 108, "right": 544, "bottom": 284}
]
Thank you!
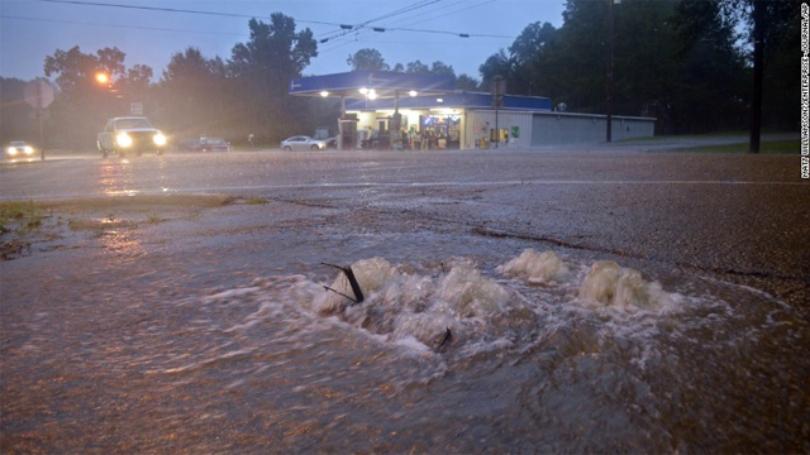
[{"left": 1, "top": 150, "right": 808, "bottom": 452}]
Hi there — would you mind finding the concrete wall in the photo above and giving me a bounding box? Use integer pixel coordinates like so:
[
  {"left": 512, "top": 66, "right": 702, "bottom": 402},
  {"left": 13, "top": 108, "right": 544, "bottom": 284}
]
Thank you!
[
  {"left": 354, "top": 108, "right": 655, "bottom": 149},
  {"left": 464, "top": 110, "right": 535, "bottom": 149},
  {"left": 531, "top": 112, "right": 655, "bottom": 145}
]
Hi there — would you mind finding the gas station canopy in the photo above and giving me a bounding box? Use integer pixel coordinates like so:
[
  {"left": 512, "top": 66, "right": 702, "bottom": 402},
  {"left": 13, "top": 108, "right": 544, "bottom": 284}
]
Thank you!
[{"left": 289, "top": 71, "right": 455, "bottom": 99}]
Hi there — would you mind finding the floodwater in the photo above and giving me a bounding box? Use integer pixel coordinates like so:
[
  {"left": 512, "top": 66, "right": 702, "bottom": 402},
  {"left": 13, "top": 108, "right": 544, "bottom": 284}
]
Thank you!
[
  {"left": 3, "top": 245, "right": 806, "bottom": 452},
  {"left": 2, "top": 150, "right": 809, "bottom": 452}
]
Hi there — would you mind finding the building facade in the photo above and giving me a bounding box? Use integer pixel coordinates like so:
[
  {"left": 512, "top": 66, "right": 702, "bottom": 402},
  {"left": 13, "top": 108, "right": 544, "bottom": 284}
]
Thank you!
[{"left": 290, "top": 71, "right": 655, "bottom": 150}]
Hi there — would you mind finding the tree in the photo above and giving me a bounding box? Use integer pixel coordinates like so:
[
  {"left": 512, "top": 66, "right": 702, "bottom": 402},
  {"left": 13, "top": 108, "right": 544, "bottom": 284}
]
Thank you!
[
  {"left": 43, "top": 46, "right": 130, "bottom": 147},
  {"left": 508, "top": 22, "right": 558, "bottom": 96},
  {"left": 156, "top": 48, "right": 228, "bottom": 134},
  {"left": 429, "top": 61, "right": 455, "bottom": 78},
  {"left": 720, "top": 0, "right": 802, "bottom": 150},
  {"left": 0, "top": 77, "right": 36, "bottom": 144},
  {"left": 479, "top": 0, "right": 751, "bottom": 134},
  {"left": 456, "top": 74, "right": 480, "bottom": 91},
  {"left": 124, "top": 64, "right": 153, "bottom": 91},
  {"left": 346, "top": 48, "right": 388, "bottom": 71},
  {"left": 478, "top": 50, "right": 512, "bottom": 90},
  {"left": 228, "top": 13, "right": 317, "bottom": 142},
  {"left": 44, "top": 46, "right": 125, "bottom": 93},
  {"left": 404, "top": 60, "right": 430, "bottom": 73}
]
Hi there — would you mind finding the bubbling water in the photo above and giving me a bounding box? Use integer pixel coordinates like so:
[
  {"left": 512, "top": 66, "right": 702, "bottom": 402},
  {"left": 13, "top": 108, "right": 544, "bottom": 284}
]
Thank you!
[
  {"left": 305, "top": 257, "right": 514, "bottom": 351},
  {"left": 496, "top": 248, "right": 570, "bottom": 285},
  {"left": 280, "top": 251, "right": 690, "bottom": 356},
  {"left": 578, "top": 260, "right": 679, "bottom": 313}
]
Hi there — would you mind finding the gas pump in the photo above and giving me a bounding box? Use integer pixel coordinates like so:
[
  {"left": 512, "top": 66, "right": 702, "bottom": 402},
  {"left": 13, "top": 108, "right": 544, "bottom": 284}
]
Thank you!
[{"left": 338, "top": 114, "right": 357, "bottom": 150}]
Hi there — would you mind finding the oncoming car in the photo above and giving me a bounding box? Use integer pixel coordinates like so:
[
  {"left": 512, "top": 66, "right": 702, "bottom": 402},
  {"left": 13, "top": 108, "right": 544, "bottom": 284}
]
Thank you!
[
  {"left": 280, "top": 135, "right": 327, "bottom": 151},
  {"left": 5, "top": 141, "right": 36, "bottom": 158},
  {"left": 97, "top": 117, "right": 168, "bottom": 158}
]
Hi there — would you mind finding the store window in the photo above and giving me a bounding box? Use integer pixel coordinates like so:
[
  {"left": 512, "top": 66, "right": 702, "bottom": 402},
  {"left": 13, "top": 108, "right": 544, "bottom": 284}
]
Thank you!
[{"left": 419, "top": 114, "right": 461, "bottom": 149}]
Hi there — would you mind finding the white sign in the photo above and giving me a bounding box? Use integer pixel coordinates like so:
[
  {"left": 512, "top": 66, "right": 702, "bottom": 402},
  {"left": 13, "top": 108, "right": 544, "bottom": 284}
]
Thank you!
[{"left": 23, "top": 80, "right": 55, "bottom": 109}]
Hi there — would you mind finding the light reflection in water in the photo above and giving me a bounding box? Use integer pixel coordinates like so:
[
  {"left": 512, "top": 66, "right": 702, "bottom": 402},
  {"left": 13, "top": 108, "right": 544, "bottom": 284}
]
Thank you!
[
  {"left": 98, "top": 157, "right": 138, "bottom": 196},
  {"left": 98, "top": 229, "right": 146, "bottom": 262}
]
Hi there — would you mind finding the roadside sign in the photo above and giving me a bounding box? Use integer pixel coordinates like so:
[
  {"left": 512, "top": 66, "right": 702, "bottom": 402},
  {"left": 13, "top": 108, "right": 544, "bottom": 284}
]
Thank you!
[
  {"left": 23, "top": 80, "right": 55, "bottom": 109},
  {"left": 130, "top": 102, "right": 143, "bottom": 116}
]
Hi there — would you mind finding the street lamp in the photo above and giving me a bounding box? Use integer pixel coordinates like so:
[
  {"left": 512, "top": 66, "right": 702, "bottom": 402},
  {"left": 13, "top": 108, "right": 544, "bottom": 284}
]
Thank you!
[{"left": 95, "top": 72, "right": 110, "bottom": 85}]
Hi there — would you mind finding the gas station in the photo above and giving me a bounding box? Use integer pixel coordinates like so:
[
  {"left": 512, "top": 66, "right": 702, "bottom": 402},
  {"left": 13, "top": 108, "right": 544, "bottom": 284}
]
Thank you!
[{"left": 289, "top": 71, "right": 655, "bottom": 150}]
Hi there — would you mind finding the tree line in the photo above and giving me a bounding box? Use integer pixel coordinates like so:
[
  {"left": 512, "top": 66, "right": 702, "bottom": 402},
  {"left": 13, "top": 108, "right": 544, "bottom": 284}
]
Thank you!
[
  {"left": 490, "top": 0, "right": 798, "bottom": 135},
  {"left": 0, "top": 0, "right": 799, "bottom": 148}
]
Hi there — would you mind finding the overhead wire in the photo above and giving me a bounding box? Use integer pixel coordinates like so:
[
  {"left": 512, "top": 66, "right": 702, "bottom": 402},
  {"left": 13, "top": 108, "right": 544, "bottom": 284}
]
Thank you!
[
  {"left": 0, "top": 14, "right": 250, "bottom": 37},
  {"left": 34, "top": 0, "right": 341, "bottom": 27},
  {"left": 21, "top": 0, "right": 511, "bottom": 42},
  {"left": 317, "top": 0, "right": 442, "bottom": 42}
]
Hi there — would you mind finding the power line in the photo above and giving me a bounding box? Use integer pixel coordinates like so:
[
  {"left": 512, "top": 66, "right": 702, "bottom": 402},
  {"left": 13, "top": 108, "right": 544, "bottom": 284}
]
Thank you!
[
  {"left": 392, "top": 0, "right": 497, "bottom": 29},
  {"left": 34, "top": 0, "right": 341, "bottom": 27},
  {"left": 21, "top": 0, "right": 515, "bottom": 44},
  {"left": 1, "top": 14, "right": 249, "bottom": 37},
  {"left": 318, "top": 0, "right": 441, "bottom": 42},
  {"left": 317, "top": 0, "right": 513, "bottom": 48},
  {"left": 322, "top": 35, "right": 512, "bottom": 51},
  {"left": 379, "top": 0, "right": 470, "bottom": 28},
  {"left": 388, "top": 26, "right": 511, "bottom": 39}
]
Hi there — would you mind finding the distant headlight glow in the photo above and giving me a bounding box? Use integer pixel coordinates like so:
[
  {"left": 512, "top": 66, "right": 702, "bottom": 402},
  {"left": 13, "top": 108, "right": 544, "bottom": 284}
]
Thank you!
[
  {"left": 23, "top": 146, "right": 34, "bottom": 155},
  {"left": 153, "top": 133, "right": 167, "bottom": 146},
  {"left": 6, "top": 147, "right": 18, "bottom": 156},
  {"left": 116, "top": 132, "right": 133, "bottom": 148}
]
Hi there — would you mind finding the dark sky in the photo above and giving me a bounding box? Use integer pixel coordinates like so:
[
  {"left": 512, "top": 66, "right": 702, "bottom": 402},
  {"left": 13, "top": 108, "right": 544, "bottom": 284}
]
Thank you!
[{"left": 0, "top": 0, "right": 565, "bottom": 82}]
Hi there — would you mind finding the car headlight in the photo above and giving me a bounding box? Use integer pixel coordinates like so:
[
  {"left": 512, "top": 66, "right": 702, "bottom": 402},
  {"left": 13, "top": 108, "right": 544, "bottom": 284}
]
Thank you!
[
  {"left": 116, "top": 132, "right": 133, "bottom": 148},
  {"left": 6, "top": 147, "right": 18, "bottom": 156},
  {"left": 153, "top": 133, "right": 167, "bottom": 146},
  {"left": 23, "top": 146, "right": 34, "bottom": 155}
]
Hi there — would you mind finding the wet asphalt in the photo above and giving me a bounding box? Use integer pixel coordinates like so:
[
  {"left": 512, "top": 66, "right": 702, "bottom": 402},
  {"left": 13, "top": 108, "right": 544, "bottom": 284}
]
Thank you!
[
  {"left": 1, "top": 145, "right": 809, "bottom": 451},
  {"left": 2, "top": 146, "right": 808, "bottom": 306}
]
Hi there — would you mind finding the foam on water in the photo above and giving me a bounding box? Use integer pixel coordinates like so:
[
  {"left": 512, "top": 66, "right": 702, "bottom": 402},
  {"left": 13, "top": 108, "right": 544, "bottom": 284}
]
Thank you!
[
  {"left": 578, "top": 260, "right": 679, "bottom": 313},
  {"left": 199, "top": 253, "right": 694, "bottom": 360},
  {"left": 186, "top": 250, "right": 787, "bottom": 379},
  {"left": 305, "top": 257, "right": 512, "bottom": 350},
  {"left": 497, "top": 249, "right": 570, "bottom": 285}
]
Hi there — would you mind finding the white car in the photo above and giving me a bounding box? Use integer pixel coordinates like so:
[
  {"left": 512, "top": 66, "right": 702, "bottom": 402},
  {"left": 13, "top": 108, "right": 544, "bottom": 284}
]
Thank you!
[
  {"left": 5, "top": 141, "right": 35, "bottom": 158},
  {"left": 97, "top": 117, "right": 168, "bottom": 158},
  {"left": 280, "top": 135, "right": 327, "bottom": 151}
]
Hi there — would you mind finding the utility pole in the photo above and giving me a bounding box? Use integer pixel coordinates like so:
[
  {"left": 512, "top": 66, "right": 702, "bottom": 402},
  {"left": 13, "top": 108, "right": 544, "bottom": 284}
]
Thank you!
[
  {"left": 492, "top": 75, "right": 505, "bottom": 149},
  {"left": 749, "top": 0, "right": 765, "bottom": 154},
  {"left": 35, "top": 82, "right": 44, "bottom": 160},
  {"left": 606, "top": 0, "right": 616, "bottom": 143}
]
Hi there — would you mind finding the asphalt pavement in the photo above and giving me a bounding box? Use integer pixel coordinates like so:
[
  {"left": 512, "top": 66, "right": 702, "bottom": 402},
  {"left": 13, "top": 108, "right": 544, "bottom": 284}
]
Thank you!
[{"left": 1, "top": 145, "right": 809, "bottom": 451}]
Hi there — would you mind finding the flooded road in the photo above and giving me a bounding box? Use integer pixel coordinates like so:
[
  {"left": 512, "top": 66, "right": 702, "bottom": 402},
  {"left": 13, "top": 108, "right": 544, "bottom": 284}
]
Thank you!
[{"left": 1, "top": 149, "right": 808, "bottom": 451}]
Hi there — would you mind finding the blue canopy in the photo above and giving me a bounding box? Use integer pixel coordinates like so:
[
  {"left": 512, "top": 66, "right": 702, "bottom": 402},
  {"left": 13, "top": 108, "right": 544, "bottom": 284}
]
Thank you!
[
  {"left": 345, "top": 92, "right": 552, "bottom": 111},
  {"left": 289, "top": 71, "right": 455, "bottom": 98}
]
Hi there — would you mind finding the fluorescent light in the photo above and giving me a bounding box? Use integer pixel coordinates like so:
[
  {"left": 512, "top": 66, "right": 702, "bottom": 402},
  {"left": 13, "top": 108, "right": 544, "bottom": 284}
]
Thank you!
[
  {"left": 359, "top": 87, "right": 369, "bottom": 95},
  {"left": 436, "top": 98, "right": 444, "bottom": 103},
  {"left": 320, "top": 90, "right": 329, "bottom": 97},
  {"left": 408, "top": 90, "right": 418, "bottom": 97}
]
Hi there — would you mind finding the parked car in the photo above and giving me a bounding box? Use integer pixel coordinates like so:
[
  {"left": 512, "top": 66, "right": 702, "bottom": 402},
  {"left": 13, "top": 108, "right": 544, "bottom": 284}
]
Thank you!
[
  {"left": 177, "top": 136, "right": 230, "bottom": 153},
  {"left": 97, "top": 116, "right": 168, "bottom": 158},
  {"left": 5, "top": 141, "right": 35, "bottom": 158},
  {"left": 280, "top": 135, "right": 327, "bottom": 151}
]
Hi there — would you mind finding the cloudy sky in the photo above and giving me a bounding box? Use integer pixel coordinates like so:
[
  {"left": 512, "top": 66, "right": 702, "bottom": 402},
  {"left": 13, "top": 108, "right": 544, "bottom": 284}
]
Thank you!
[{"left": 1, "top": 0, "right": 565, "bottom": 81}]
